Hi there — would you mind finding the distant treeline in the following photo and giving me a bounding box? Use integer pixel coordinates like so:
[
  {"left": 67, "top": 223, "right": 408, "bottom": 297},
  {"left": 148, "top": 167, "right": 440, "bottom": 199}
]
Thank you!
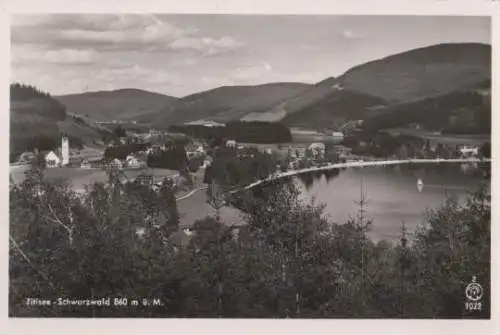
[
  {"left": 147, "top": 143, "right": 188, "bottom": 171},
  {"left": 362, "top": 91, "right": 490, "bottom": 134},
  {"left": 169, "top": 121, "right": 292, "bottom": 143},
  {"left": 342, "top": 132, "right": 426, "bottom": 158},
  {"left": 203, "top": 146, "right": 277, "bottom": 190},
  {"left": 104, "top": 143, "right": 149, "bottom": 160},
  {"left": 10, "top": 83, "right": 51, "bottom": 100}
]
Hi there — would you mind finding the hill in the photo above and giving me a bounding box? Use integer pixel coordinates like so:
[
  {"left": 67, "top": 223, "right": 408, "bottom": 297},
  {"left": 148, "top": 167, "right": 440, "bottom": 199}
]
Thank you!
[
  {"left": 280, "top": 88, "right": 387, "bottom": 128},
  {"left": 55, "top": 88, "right": 178, "bottom": 122},
  {"left": 337, "top": 43, "right": 491, "bottom": 103},
  {"left": 155, "top": 82, "right": 311, "bottom": 125},
  {"left": 51, "top": 43, "right": 491, "bottom": 132},
  {"left": 261, "top": 43, "right": 491, "bottom": 129},
  {"left": 362, "top": 84, "right": 491, "bottom": 135},
  {"left": 10, "top": 83, "right": 111, "bottom": 162}
]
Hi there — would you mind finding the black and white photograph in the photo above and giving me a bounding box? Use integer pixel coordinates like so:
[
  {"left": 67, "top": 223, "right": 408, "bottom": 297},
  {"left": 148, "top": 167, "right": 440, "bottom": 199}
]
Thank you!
[{"left": 8, "top": 12, "right": 492, "bottom": 320}]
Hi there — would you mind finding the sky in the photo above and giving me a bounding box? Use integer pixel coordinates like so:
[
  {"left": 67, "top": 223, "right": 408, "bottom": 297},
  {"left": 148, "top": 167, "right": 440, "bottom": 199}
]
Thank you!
[{"left": 11, "top": 15, "right": 490, "bottom": 97}]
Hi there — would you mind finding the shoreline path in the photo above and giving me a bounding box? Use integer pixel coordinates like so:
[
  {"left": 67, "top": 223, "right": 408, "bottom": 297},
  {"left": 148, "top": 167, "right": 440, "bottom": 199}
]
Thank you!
[{"left": 175, "top": 158, "right": 491, "bottom": 203}]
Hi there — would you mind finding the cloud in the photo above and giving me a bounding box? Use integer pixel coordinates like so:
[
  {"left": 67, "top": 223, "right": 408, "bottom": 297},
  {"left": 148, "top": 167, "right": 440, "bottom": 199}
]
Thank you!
[
  {"left": 231, "top": 62, "right": 273, "bottom": 80},
  {"left": 171, "top": 36, "right": 243, "bottom": 56},
  {"left": 44, "top": 49, "right": 98, "bottom": 64},
  {"left": 11, "top": 46, "right": 99, "bottom": 65},
  {"left": 12, "top": 14, "right": 244, "bottom": 56}
]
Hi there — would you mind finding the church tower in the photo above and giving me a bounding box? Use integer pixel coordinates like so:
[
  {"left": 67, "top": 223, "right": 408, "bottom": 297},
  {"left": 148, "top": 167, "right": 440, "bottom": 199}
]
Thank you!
[{"left": 61, "top": 135, "right": 69, "bottom": 166}]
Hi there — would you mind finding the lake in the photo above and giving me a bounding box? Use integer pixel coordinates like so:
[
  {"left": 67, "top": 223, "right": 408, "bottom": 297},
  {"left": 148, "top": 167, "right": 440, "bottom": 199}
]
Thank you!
[
  {"left": 298, "top": 162, "right": 488, "bottom": 242},
  {"left": 177, "top": 162, "right": 488, "bottom": 243}
]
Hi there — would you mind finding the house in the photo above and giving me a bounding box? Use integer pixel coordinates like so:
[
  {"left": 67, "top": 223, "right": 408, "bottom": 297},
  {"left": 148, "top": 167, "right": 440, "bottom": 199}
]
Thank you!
[
  {"left": 295, "top": 147, "right": 306, "bottom": 159},
  {"left": 460, "top": 146, "right": 479, "bottom": 158},
  {"left": 185, "top": 120, "right": 225, "bottom": 128},
  {"left": 89, "top": 158, "right": 107, "bottom": 169},
  {"left": 332, "top": 132, "right": 344, "bottom": 140},
  {"left": 196, "top": 145, "right": 205, "bottom": 154},
  {"left": 288, "top": 159, "right": 300, "bottom": 169},
  {"left": 108, "top": 158, "right": 123, "bottom": 170},
  {"left": 333, "top": 145, "right": 352, "bottom": 155},
  {"left": 226, "top": 140, "right": 237, "bottom": 148},
  {"left": 18, "top": 151, "right": 35, "bottom": 164},
  {"left": 135, "top": 174, "right": 154, "bottom": 186},
  {"left": 308, "top": 143, "right": 326, "bottom": 160},
  {"left": 125, "top": 155, "right": 142, "bottom": 168},
  {"left": 44, "top": 150, "right": 62, "bottom": 168},
  {"left": 201, "top": 156, "right": 213, "bottom": 169},
  {"left": 67, "top": 156, "right": 84, "bottom": 168},
  {"left": 80, "top": 159, "right": 91, "bottom": 169}
]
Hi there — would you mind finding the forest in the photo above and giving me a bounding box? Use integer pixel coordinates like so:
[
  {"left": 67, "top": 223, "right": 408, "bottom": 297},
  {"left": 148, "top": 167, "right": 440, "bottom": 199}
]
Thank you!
[
  {"left": 169, "top": 121, "right": 292, "bottom": 144},
  {"left": 146, "top": 142, "right": 189, "bottom": 171},
  {"left": 362, "top": 91, "right": 491, "bottom": 135},
  {"left": 9, "top": 159, "right": 490, "bottom": 318}
]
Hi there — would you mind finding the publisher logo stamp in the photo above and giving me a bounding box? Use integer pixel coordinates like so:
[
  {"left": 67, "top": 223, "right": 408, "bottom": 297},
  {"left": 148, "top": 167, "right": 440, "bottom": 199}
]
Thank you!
[{"left": 465, "top": 276, "right": 483, "bottom": 312}]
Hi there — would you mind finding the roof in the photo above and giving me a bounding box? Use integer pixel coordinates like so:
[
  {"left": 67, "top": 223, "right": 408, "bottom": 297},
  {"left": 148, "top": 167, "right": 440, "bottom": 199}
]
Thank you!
[
  {"left": 309, "top": 142, "right": 325, "bottom": 149},
  {"left": 42, "top": 149, "right": 62, "bottom": 160},
  {"left": 18, "top": 151, "right": 35, "bottom": 162}
]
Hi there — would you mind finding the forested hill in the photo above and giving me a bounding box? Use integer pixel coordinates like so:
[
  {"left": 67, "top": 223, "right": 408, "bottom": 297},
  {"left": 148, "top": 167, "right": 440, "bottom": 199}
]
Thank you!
[
  {"left": 362, "top": 85, "right": 491, "bottom": 134},
  {"left": 153, "top": 82, "right": 312, "bottom": 125},
  {"left": 55, "top": 88, "right": 179, "bottom": 122},
  {"left": 10, "top": 83, "right": 110, "bottom": 162},
  {"left": 337, "top": 43, "right": 491, "bottom": 103},
  {"left": 272, "top": 43, "right": 491, "bottom": 131},
  {"left": 39, "top": 43, "right": 491, "bottom": 134}
]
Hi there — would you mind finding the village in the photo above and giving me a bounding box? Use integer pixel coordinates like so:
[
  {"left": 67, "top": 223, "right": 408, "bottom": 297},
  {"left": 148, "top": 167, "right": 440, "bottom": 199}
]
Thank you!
[{"left": 10, "top": 120, "right": 484, "bottom": 194}]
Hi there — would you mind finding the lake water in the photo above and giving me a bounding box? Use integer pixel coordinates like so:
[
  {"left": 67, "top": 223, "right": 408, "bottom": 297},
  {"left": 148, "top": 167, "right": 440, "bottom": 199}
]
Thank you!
[
  {"left": 177, "top": 162, "right": 488, "bottom": 243},
  {"left": 298, "top": 162, "right": 488, "bottom": 242}
]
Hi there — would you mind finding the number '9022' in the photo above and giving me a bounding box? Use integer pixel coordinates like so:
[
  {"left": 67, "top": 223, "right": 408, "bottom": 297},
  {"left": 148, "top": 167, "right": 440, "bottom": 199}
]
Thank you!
[{"left": 465, "top": 302, "right": 482, "bottom": 311}]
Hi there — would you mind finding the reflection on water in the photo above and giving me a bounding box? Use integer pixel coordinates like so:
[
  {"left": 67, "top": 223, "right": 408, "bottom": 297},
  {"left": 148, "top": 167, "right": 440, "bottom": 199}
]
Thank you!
[{"left": 297, "top": 162, "right": 489, "bottom": 242}]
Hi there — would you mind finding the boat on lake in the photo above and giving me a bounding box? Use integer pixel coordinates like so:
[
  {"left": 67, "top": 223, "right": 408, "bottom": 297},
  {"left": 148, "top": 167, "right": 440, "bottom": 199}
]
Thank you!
[{"left": 417, "top": 178, "right": 424, "bottom": 192}]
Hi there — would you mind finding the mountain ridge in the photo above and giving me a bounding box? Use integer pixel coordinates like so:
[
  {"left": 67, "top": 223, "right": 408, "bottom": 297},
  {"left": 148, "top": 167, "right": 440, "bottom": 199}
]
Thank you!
[{"left": 48, "top": 42, "right": 491, "bottom": 131}]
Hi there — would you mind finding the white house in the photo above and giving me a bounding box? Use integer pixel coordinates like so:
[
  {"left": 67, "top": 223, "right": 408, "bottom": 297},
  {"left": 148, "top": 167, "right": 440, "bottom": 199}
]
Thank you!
[
  {"left": 460, "top": 146, "right": 479, "bottom": 158},
  {"left": 308, "top": 142, "right": 326, "bottom": 160},
  {"left": 201, "top": 156, "right": 213, "bottom": 169},
  {"left": 226, "top": 140, "right": 237, "bottom": 148},
  {"left": 126, "top": 155, "right": 141, "bottom": 168},
  {"left": 109, "top": 158, "right": 123, "bottom": 170},
  {"left": 44, "top": 151, "right": 61, "bottom": 168},
  {"left": 332, "top": 132, "right": 344, "bottom": 141},
  {"left": 196, "top": 145, "right": 205, "bottom": 154},
  {"left": 80, "top": 159, "right": 91, "bottom": 169}
]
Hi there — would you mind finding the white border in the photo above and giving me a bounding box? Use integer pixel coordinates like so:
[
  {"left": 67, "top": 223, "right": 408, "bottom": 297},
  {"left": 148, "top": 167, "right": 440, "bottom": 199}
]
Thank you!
[{"left": 1, "top": 1, "right": 499, "bottom": 334}]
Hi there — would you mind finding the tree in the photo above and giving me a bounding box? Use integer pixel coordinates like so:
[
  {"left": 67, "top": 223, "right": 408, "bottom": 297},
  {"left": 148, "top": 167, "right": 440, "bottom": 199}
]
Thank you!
[
  {"left": 408, "top": 184, "right": 490, "bottom": 318},
  {"left": 9, "top": 157, "right": 491, "bottom": 318},
  {"left": 479, "top": 142, "right": 490, "bottom": 158},
  {"left": 113, "top": 125, "right": 127, "bottom": 139},
  {"left": 9, "top": 165, "right": 180, "bottom": 317}
]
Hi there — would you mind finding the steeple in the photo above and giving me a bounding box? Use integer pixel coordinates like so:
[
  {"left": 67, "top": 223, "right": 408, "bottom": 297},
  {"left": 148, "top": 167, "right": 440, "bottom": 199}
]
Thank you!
[{"left": 61, "top": 135, "right": 69, "bottom": 166}]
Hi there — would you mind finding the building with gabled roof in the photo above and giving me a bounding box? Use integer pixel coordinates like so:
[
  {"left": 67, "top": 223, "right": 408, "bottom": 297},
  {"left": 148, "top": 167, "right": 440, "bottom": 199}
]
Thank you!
[{"left": 42, "top": 150, "right": 62, "bottom": 168}]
